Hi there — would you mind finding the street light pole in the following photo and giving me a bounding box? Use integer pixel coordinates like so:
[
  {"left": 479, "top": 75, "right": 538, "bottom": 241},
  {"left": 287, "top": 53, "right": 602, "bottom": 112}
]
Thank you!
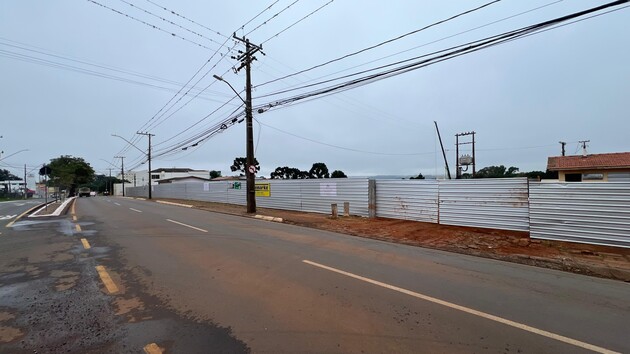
[{"left": 114, "top": 156, "right": 125, "bottom": 196}]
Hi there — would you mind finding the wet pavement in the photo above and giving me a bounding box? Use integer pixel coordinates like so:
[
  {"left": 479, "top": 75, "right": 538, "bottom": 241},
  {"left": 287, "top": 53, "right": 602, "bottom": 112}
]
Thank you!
[{"left": 0, "top": 208, "right": 249, "bottom": 353}]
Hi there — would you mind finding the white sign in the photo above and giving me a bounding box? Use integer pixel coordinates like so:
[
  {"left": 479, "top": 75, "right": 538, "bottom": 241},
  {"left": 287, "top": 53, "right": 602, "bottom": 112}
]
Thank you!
[
  {"left": 248, "top": 165, "right": 256, "bottom": 174},
  {"left": 203, "top": 182, "right": 210, "bottom": 191},
  {"left": 320, "top": 182, "right": 337, "bottom": 197}
]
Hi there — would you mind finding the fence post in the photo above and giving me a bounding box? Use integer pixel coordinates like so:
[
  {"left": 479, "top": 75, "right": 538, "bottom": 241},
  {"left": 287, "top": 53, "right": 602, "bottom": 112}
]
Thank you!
[
  {"left": 368, "top": 179, "right": 376, "bottom": 218},
  {"left": 343, "top": 202, "right": 350, "bottom": 217},
  {"left": 331, "top": 203, "right": 338, "bottom": 219}
]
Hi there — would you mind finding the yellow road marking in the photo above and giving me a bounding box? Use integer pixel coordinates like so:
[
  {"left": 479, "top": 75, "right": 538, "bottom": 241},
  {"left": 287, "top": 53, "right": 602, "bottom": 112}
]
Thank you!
[
  {"left": 71, "top": 200, "right": 76, "bottom": 215},
  {"left": 302, "top": 260, "right": 620, "bottom": 354},
  {"left": 6, "top": 203, "right": 43, "bottom": 228},
  {"left": 75, "top": 224, "right": 82, "bottom": 232},
  {"left": 166, "top": 219, "right": 208, "bottom": 233},
  {"left": 72, "top": 215, "right": 77, "bottom": 221},
  {"left": 143, "top": 343, "right": 163, "bottom": 354},
  {"left": 80, "top": 238, "right": 91, "bottom": 249},
  {"left": 95, "top": 265, "right": 119, "bottom": 294}
]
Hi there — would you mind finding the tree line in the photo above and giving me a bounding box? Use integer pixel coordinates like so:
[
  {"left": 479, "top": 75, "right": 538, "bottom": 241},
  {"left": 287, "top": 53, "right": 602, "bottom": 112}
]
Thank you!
[{"left": 229, "top": 157, "right": 347, "bottom": 179}]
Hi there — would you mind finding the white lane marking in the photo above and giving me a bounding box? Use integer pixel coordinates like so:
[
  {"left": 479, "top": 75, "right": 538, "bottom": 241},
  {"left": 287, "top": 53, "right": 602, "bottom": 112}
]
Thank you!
[
  {"left": 114, "top": 202, "right": 121, "bottom": 206},
  {"left": 129, "top": 208, "right": 142, "bottom": 213},
  {"left": 166, "top": 219, "right": 208, "bottom": 233},
  {"left": 302, "top": 260, "right": 619, "bottom": 354},
  {"left": 0, "top": 215, "right": 17, "bottom": 220}
]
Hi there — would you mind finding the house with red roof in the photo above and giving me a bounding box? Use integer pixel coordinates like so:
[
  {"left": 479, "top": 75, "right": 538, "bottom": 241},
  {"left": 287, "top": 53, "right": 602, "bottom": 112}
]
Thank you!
[{"left": 547, "top": 152, "right": 630, "bottom": 182}]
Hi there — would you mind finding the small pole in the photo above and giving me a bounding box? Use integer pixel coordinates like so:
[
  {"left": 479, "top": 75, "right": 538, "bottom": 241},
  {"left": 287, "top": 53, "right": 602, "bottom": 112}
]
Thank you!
[
  {"left": 331, "top": 203, "right": 338, "bottom": 219},
  {"left": 343, "top": 202, "right": 350, "bottom": 217}
]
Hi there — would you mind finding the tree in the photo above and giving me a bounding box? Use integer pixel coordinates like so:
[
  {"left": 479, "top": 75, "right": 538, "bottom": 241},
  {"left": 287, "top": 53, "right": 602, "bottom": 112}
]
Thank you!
[
  {"left": 230, "top": 157, "right": 260, "bottom": 176},
  {"left": 0, "top": 169, "right": 20, "bottom": 181},
  {"left": 47, "top": 155, "right": 95, "bottom": 195},
  {"left": 330, "top": 170, "right": 347, "bottom": 178},
  {"left": 209, "top": 170, "right": 222, "bottom": 179},
  {"left": 518, "top": 170, "right": 558, "bottom": 180},
  {"left": 309, "top": 162, "right": 329, "bottom": 178},
  {"left": 270, "top": 166, "right": 307, "bottom": 179},
  {"left": 88, "top": 174, "right": 123, "bottom": 193},
  {"left": 474, "top": 165, "right": 519, "bottom": 178},
  {"left": 409, "top": 173, "right": 425, "bottom": 180}
]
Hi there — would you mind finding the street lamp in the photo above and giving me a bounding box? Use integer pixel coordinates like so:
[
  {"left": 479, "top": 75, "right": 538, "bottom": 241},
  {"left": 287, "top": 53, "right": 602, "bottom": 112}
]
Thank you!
[
  {"left": 0, "top": 149, "right": 29, "bottom": 161},
  {"left": 111, "top": 134, "right": 153, "bottom": 199},
  {"left": 213, "top": 74, "right": 256, "bottom": 213}
]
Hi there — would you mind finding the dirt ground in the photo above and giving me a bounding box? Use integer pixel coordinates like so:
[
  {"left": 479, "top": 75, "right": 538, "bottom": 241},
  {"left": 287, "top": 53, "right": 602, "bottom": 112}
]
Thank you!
[{"left": 155, "top": 198, "right": 630, "bottom": 282}]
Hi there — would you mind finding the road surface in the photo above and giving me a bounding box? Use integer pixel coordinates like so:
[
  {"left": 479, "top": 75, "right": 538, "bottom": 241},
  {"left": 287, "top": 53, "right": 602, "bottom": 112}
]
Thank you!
[{"left": 1, "top": 196, "right": 628, "bottom": 353}]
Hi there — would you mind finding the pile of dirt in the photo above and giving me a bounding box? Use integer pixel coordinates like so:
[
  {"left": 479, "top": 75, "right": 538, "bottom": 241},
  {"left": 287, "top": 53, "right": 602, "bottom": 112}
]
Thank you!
[{"left": 156, "top": 198, "right": 630, "bottom": 282}]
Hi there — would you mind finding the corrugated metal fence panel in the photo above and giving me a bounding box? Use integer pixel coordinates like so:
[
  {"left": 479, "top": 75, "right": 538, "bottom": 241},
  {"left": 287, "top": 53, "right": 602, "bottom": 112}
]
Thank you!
[
  {"left": 375, "top": 180, "right": 438, "bottom": 223},
  {"left": 530, "top": 182, "right": 630, "bottom": 248},
  {"left": 438, "top": 178, "right": 530, "bottom": 231},
  {"left": 299, "top": 179, "right": 369, "bottom": 216},
  {"left": 256, "top": 180, "right": 303, "bottom": 212}
]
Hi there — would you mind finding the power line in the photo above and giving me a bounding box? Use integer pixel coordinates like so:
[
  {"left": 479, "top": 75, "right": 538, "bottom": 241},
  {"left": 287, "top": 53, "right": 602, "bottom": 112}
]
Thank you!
[
  {"left": 245, "top": 0, "right": 301, "bottom": 36},
  {"left": 143, "top": 0, "right": 230, "bottom": 39},
  {"left": 255, "top": 0, "right": 501, "bottom": 88},
  {"left": 258, "top": 121, "right": 434, "bottom": 156},
  {"left": 257, "top": 0, "right": 563, "bottom": 92},
  {"left": 117, "top": 0, "right": 229, "bottom": 48},
  {"left": 239, "top": 0, "right": 282, "bottom": 32},
  {"left": 254, "top": 0, "right": 629, "bottom": 107},
  {"left": 86, "top": 0, "right": 218, "bottom": 51},
  {"left": 261, "top": 0, "right": 335, "bottom": 45}
]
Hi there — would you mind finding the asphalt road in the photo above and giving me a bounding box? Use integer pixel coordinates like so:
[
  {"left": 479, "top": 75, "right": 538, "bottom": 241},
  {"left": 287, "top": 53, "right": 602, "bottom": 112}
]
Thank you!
[
  {"left": 1, "top": 196, "right": 629, "bottom": 353},
  {"left": 0, "top": 199, "right": 42, "bottom": 228}
]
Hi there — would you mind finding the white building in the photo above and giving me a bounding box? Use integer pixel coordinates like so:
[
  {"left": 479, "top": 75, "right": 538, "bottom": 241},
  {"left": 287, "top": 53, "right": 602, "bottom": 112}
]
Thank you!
[{"left": 114, "top": 168, "right": 211, "bottom": 194}]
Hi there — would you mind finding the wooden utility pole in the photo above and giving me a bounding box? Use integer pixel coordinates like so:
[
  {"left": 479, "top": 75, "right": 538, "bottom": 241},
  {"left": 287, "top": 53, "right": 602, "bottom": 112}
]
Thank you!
[{"left": 233, "top": 34, "right": 263, "bottom": 214}]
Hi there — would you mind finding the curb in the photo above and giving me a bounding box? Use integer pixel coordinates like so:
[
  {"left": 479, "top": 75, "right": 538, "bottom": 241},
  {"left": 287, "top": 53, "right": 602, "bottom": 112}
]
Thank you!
[
  {"left": 254, "top": 215, "right": 284, "bottom": 223},
  {"left": 29, "top": 197, "right": 77, "bottom": 218},
  {"left": 156, "top": 200, "right": 193, "bottom": 208},
  {"left": 5, "top": 201, "right": 48, "bottom": 228}
]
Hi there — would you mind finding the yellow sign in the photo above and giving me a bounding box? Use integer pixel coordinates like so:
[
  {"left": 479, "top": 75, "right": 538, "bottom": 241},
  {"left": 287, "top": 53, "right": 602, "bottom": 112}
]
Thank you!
[{"left": 255, "top": 183, "right": 270, "bottom": 197}]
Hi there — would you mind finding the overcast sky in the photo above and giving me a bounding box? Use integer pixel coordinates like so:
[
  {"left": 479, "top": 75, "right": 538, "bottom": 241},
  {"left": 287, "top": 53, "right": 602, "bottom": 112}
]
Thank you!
[{"left": 1, "top": 0, "right": 628, "bottom": 181}]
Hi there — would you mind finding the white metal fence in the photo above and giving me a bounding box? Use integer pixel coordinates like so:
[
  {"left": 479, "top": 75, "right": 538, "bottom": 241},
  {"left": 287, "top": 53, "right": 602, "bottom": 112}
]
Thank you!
[
  {"left": 126, "top": 178, "right": 630, "bottom": 248},
  {"left": 438, "top": 178, "right": 530, "bottom": 232},
  {"left": 530, "top": 182, "right": 630, "bottom": 248},
  {"left": 375, "top": 180, "right": 439, "bottom": 223},
  {"left": 127, "top": 179, "right": 371, "bottom": 217}
]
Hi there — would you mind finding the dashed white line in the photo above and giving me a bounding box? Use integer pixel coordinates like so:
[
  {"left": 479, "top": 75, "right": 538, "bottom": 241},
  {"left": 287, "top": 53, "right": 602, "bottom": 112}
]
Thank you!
[
  {"left": 114, "top": 202, "right": 121, "bottom": 206},
  {"left": 302, "top": 260, "right": 619, "bottom": 354},
  {"left": 129, "top": 208, "right": 142, "bottom": 213},
  {"left": 166, "top": 219, "right": 208, "bottom": 233}
]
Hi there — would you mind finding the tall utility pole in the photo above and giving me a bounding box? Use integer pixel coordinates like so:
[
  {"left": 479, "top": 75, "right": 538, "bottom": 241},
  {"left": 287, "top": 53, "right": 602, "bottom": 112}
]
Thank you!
[
  {"left": 579, "top": 140, "right": 590, "bottom": 156},
  {"left": 107, "top": 168, "right": 112, "bottom": 195},
  {"left": 433, "top": 121, "right": 451, "bottom": 179},
  {"left": 559, "top": 141, "right": 566, "bottom": 156},
  {"left": 23, "top": 164, "right": 27, "bottom": 200},
  {"left": 233, "top": 34, "right": 263, "bottom": 214},
  {"left": 115, "top": 156, "right": 125, "bottom": 196},
  {"left": 136, "top": 131, "right": 154, "bottom": 199},
  {"left": 455, "top": 131, "right": 476, "bottom": 179}
]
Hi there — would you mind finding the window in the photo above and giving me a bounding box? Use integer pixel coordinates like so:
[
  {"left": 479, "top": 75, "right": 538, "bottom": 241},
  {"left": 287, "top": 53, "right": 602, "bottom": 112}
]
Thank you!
[
  {"left": 565, "top": 173, "right": 582, "bottom": 182},
  {"left": 582, "top": 173, "right": 603, "bottom": 181},
  {"left": 151, "top": 174, "right": 160, "bottom": 180}
]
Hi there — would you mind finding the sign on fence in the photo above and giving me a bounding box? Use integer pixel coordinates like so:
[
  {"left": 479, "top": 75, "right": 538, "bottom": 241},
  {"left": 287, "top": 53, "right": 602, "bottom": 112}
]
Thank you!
[{"left": 255, "top": 183, "right": 270, "bottom": 197}]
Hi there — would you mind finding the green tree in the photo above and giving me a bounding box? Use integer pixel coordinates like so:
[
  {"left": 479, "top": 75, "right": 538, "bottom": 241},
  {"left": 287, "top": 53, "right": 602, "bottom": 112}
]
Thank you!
[
  {"left": 474, "top": 165, "right": 519, "bottom": 178},
  {"left": 270, "top": 166, "right": 307, "bottom": 179},
  {"left": 230, "top": 157, "right": 260, "bottom": 176},
  {"left": 48, "top": 155, "right": 95, "bottom": 195},
  {"left": 209, "top": 170, "right": 222, "bottom": 179},
  {"left": 330, "top": 170, "right": 347, "bottom": 178},
  {"left": 409, "top": 173, "right": 425, "bottom": 180},
  {"left": 309, "top": 162, "right": 329, "bottom": 178},
  {"left": 517, "top": 170, "right": 558, "bottom": 180},
  {"left": 89, "top": 174, "right": 123, "bottom": 193},
  {"left": 0, "top": 169, "right": 20, "bottom": 181}
]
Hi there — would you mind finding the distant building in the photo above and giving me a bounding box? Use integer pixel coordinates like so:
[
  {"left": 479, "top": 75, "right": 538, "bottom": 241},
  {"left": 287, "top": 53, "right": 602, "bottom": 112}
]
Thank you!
[
  {"left": 118, "top": 168, "right": 210, "bottom": 187},
  {"left": 156, "top": 176, "right": 211, "bottom": 184},
  {"left": 547, "top": 152, "right": 630, "bottom": 182}
]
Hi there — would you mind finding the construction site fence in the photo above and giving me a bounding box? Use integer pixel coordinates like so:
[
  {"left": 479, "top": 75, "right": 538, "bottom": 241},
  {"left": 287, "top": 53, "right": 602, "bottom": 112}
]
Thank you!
[{"left": 125, "top": 178, "right": 630, "bottom": 248}]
